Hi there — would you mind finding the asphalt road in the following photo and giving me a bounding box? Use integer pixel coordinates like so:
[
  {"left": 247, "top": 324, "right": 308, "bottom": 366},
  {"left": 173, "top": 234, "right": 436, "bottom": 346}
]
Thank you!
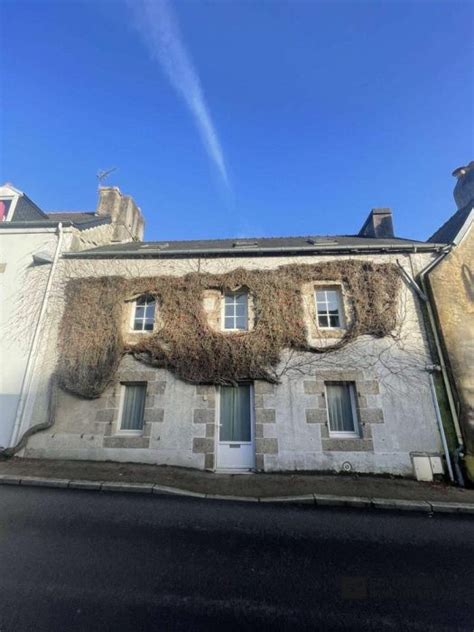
[{"left": 0, "top": 487, "right": 473, "bottom": 631}]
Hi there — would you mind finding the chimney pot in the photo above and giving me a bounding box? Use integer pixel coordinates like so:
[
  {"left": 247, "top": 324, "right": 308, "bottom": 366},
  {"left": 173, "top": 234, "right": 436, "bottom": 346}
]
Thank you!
[{"left": 452, "top": 161, "right": 474, "bottom": 209}]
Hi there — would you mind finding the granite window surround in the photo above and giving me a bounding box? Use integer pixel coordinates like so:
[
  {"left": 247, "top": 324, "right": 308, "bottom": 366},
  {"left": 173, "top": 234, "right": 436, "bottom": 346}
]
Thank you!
[
  {"left": 304, "top": 373, "right": 383, "bottom": 452},
  {"left": 122, "top": 295, "right": 164, "bottom": 344},
  {"left": 202, "top": 287, "right": 256, "bottom": 334},
  {"left": 94, "top": 369, "right": 166, "bottom": 449},
  {"left": 301, "top": 281, "right": 353, "bottom": 344}
]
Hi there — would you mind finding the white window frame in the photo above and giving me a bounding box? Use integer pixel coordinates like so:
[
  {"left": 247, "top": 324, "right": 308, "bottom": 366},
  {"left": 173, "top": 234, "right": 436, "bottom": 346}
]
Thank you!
[
  {"left": 314, "top": 287, "right": 344, "bottom": 330},
  {"left": 0, "top": 197, "right": 17, "bottom": 222},
  {"left": 324, "top": 381, "right": 359, "bottom": 438},
  {"left": 116, "top": 382, "right": 147, "bottom": 436},
  {"left": 221, "top": 290, "right": 249, "bottom": 331},
  {"left": 130, "top": 295, "right": 156, "bottom": 333}
]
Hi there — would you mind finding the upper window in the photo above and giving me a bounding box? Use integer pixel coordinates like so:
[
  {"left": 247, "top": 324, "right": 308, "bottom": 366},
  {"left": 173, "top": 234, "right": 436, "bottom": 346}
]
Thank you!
[
  {"left": 119, "top": 383, "right": 146, "bottom": 433},
  {"left": 223, "top": 291, "right": 248, "bottom": 331},
  {"left": 0, "top": 199, "right": 13, "bottom": 222},
  {"left": 315, "top": 288, "right": 343, "bottom": 328},
  {"left": 132, "top": 295, "right": 156, "bottom": 332},
  {"left": 325, "top": 381, "right": 359, "bottom": 437}
]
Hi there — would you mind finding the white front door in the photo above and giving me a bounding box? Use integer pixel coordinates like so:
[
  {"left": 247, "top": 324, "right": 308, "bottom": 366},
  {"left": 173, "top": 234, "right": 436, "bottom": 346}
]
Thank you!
[{"left": 216, "top": 384, "right": 255, "bottom": 470}]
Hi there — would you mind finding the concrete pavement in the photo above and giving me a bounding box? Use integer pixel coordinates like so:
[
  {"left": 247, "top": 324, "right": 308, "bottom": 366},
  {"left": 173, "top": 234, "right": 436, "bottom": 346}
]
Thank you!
[
  {"left": 1, "top": 457, "right": 474, "bottom": 513},
  {"left": 0, "top": 486, "right": 473, "bottom": 631}
]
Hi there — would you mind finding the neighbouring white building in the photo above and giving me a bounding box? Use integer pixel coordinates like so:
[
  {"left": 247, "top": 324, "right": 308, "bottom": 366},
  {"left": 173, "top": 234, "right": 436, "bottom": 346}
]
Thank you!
[
  {"left": 3, "top": 187, "right": 456, "bottom": 481},
  {"left": 0, "top": 183, "right": 144, "bottom": 449}
]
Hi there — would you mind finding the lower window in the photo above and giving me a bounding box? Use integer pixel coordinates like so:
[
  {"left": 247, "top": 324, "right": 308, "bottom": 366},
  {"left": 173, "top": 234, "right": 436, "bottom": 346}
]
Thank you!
[
  {"left": 119, "top": 383, "right": 147, "bottom": 433},
  {"left": 325, "top": 381, "right": 359, "bottom": 437}
]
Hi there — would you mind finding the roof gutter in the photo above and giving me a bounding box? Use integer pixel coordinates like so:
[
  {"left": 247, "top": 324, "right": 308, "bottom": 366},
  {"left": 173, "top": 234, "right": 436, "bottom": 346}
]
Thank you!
[{"left": 63, "top": 242, "right": 445, "bottom": 259}]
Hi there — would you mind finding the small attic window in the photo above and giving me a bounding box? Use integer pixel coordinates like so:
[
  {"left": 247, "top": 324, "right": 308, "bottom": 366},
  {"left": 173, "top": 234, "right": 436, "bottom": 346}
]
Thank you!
[
  {"left": 232, "top": 240, "right": 258, "bottom": 248},
  {"left": 139, "top": 243, "right": 169, "bottom": 250},
  {"left": 306, "top": 238, "right": 338, "bottom": 246},
  {"left": 0, "top": 199, "right": 13, "bottom": 222}
]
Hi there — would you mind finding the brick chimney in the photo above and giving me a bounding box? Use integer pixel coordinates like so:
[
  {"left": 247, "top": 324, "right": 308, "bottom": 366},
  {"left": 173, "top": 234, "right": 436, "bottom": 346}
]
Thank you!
[
  {"left": 96, "top": 186, "right": 145, "bottom": 242},
  {"left": 453, "top": 161, "right": 474, "bottom": 209},
  {"left": 358, "top": 208, "right": 394, "bottom": 239}
]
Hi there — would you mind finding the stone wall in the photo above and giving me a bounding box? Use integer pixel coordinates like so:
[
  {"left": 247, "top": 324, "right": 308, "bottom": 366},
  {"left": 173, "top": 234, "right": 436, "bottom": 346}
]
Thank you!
[
  {"left": 429, "top": 222, "right": 474, "bottom": 476},
  {"left": 21, "top": 250, "right": 443, "bottom": 475},
  {"left": 25, "top": 354, "right": 442, "bottom": 476}
]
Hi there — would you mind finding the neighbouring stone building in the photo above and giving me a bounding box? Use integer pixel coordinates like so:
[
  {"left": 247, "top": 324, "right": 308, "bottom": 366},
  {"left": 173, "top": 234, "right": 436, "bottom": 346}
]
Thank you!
[
  {"left": 0, "top": 183, "right": 144, "bottom": 449},
  {"left": 427, "top": 162, "right": 474, "bottom": 481},
  {"left": 9, "top": 192, "right": 455, "bottom": 480}
]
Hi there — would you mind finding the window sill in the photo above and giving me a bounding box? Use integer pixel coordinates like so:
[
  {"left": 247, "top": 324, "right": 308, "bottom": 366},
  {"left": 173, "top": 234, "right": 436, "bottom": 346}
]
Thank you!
[
  {"left": 221, "top": 328, "right": 249, "bottom": 333},
  {"left": 129, "top": 330, "right": 154, "bottom": 334},
  {"left": 311, "top": 328, "right": 347, "bottom": 340},
  {"left": 328, "top": 431, "right": 360, "bottom": 439}
]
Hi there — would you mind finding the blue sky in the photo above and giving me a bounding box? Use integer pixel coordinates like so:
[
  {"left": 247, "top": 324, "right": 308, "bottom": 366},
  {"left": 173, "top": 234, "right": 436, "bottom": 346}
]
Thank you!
[{"left": 1, "top": 0, "right": 472, "bottom": 241}]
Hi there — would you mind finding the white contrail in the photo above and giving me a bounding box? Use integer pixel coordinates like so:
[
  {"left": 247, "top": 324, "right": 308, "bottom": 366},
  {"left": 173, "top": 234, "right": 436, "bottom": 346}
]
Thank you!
[{"left": 128, "top": 0, "right": 229, "bottom": 187}]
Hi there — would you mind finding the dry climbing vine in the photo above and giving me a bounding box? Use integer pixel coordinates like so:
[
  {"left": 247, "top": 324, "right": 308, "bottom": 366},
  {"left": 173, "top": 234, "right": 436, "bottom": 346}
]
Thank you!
[{"left": 57, "top": 261, "right": 400, "bottom": 398}]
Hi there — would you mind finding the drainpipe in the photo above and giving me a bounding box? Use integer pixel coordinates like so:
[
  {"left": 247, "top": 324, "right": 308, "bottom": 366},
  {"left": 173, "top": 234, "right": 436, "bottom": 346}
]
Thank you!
[
  {"left": 417, "top": 248, "right": 465, "bottom": 484},
  {"left": 427, "top": 367, "right": 454, "bottom": 482},
  {"left": 5, "top": 223, "right": 64, "bottom": 453}
]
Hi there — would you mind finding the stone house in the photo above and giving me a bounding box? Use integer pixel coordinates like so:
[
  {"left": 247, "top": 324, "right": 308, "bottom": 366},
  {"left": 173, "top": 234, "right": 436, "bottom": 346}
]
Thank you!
[
  {"left": 0, "top": 184, "right": 144, "bottom": 449},
  {"left": 12, "top": 200, "right": 454, "bottom": 480},
  {"left": 426, "top": 162, "right": 474, "bottom": 482}
]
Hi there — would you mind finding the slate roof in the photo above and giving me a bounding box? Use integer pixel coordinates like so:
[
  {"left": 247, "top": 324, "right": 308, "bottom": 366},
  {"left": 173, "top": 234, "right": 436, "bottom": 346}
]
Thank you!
[
  {"left": 2, "top": 210, "right": 111, "bottom": 230},
  {"left": 65, "top": 234, "right": 444, "bottom": 258},
  {"left": 46, "top": 211, "right": 98, "bottom": 224},
  {"left": 13, "top": 195, "right": 48, "bottom": 221},
  {"left": 45, "top": 211, "right": 111, "bottom": 229},
  {"left": 427, "top": 203, "right": 473, "bottom": 244}
]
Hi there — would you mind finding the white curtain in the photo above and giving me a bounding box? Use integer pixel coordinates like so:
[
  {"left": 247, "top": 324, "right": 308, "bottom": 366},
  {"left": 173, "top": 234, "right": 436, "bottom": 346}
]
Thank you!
[
  {"left": 326, "top": 383, "right": 355, "bottom": 432},
  {"left": 121, "top": 384, "right": 147, "bottom": 430},
  {"left": 220, "top": 385, "right": 251, "bottom": 441}
]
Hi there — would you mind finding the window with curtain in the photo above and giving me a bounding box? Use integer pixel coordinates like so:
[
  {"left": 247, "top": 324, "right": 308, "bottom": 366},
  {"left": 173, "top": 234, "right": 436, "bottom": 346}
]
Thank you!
[
  {"left": 315, "top": 288, "right": 343, "bottom": 328},
  {"left": 219, "top": 385, "right": 252, "bottom": 442},
  {"left": 120, "top": 383, "right": 147, "bottom": 432},
  {"left": 132, "top": 295, "right": 156, "bottom": 332},
  {"left": 223, "top": 291, "right": 248, "bottom": 330},
  {"left": 325, "top": 382, "right": 358, "bottom": 435}
]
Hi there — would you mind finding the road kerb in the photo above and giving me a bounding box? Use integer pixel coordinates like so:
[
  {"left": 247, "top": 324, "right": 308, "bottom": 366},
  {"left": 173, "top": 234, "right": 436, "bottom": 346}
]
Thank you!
[
  {"left": 260, "top": 495, "right": 315, "bottom": 504},
  {"left": 19, "top": 476, "right": 69, "bottom": 489},
  {"left": 0, "top": 474, "right": 21, "bottom": 485},
  {"left": 205, "top": 494, "right": 259, "bottom": 502},
  {"left": 313, "top": 494, "right": 372, "bottom": 508},
  {"left": 428, "top": 501, "right": 474, "bottom": 514},
  {"left": 152, "top": 485, "right": 206, "bottom": 498},
  {"left": 101, "top": 482, "right": 154, "bottom": 493},
  {"left": 69, "top": 480, "right": 103, "bottom": 491},
  {"left": 371, "top": 498, "right": 432, "bottom": 512},
  {"left": 1, "top": 474, "right": 474, "bottom": 514}
]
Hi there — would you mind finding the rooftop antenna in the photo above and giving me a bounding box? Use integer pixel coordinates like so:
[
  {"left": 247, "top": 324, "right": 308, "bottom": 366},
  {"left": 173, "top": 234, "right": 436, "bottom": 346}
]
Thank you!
[{"left": 97, "top": 167, "right": 117, "bottom": 186}]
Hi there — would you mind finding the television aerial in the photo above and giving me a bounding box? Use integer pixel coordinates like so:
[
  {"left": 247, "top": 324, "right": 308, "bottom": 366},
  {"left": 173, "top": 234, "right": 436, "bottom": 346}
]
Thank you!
[{"left": 97, "top": 167, "right": 117, "bottom": 185}]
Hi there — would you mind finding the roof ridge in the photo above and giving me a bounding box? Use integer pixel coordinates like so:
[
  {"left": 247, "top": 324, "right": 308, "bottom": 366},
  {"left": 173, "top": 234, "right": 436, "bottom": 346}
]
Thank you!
[
  {"left": 47, "top": 210, "right": 96, "bottom": 215},
  {"left": 427, "top": 202, "right": 473, "bottom": 243}
]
